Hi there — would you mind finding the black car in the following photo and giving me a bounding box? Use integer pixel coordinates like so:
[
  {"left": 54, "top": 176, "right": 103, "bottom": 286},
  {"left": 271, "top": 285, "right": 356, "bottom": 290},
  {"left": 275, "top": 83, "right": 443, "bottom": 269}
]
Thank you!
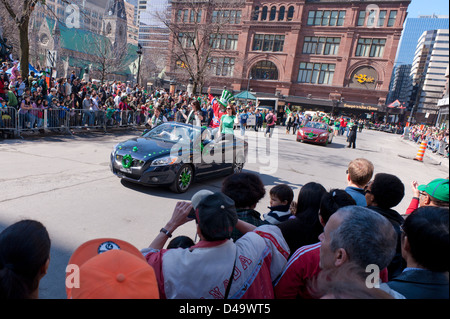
[{"left": 110, "top": 122, "right": 248, "bottom": 193}]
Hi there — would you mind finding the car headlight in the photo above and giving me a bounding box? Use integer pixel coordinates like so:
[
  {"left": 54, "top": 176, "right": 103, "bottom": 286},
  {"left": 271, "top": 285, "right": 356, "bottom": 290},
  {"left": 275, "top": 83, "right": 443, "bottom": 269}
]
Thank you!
[
  {"left": 298, "top": 129, "right": 304, "bottom": 135},
  {"left": 320, "top": 132, "right": 328, "bottom": 137},
  {"left": 151, "top": 156, "right": 179, "bottom": 166}
]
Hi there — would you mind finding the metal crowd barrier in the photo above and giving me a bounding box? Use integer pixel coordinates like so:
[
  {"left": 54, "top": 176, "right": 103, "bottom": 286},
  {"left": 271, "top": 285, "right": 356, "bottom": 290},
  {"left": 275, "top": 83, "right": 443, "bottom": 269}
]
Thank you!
[{"left": 1, "top": 107, "right": 152, "bottom": 139}]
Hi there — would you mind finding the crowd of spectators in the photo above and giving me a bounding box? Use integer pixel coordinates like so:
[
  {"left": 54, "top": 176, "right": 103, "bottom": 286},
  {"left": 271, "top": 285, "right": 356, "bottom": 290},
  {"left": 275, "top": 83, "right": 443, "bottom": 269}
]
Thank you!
[
  {"left": 1, "top": 63, "right": 448, "bottom": 301},
  {"left": 1, "top": 157, "right": 448, "bottom": 300},
  {"left": 405, "top": 124, "right": 449, "bottom": 158}
]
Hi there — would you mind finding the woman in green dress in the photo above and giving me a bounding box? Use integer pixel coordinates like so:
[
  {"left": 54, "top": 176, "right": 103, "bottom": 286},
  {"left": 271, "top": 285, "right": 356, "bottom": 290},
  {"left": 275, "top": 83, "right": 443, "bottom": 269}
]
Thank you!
[{"left": 219, "top": 104, "right": 236, "bottom": 138}]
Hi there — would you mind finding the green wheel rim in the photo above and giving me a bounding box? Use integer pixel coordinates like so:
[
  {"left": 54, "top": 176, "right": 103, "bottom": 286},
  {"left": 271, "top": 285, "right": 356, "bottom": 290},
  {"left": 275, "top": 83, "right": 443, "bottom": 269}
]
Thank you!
[{"left": 179, "top": 167, "right": 192, "bottom": 190}]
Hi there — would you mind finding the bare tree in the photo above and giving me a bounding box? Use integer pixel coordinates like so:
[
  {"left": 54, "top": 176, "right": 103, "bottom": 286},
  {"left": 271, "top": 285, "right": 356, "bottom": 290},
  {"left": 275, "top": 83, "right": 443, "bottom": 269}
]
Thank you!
[
  {"left": 0, "top": 0, "right": 43, "bottom": 78},
  {"left": 156, "top": 0, "right": 244, "bottom": 94},
  {"left": 86, "top": 36, "right": 130, "bottom": 84}
]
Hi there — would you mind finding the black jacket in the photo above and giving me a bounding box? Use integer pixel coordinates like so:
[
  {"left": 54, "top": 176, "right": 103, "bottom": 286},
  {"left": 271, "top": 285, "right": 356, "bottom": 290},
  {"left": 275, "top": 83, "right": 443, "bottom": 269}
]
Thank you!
[
  {"left": 388, "top": 269, "right": 449, "bottom": 299},
  {"left": 367, "top": 206, "right": 406, "bottom": 280}
]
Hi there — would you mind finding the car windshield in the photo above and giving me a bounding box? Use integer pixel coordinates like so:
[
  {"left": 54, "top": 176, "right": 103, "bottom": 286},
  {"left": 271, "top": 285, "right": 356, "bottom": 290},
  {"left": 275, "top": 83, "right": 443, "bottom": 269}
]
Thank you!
[
  {"left": 305, "top": 122, "right": 327, "bottom": 130},
  {"left": 143, "top": 123, "right": 201, "bottom": 145}
]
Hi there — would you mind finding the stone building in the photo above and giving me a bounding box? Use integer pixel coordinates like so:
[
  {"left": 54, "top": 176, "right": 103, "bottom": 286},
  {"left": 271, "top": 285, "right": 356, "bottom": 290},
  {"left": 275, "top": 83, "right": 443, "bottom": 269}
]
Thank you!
[
  {"left": 166, "top": 0, "right": 410, "bottom": 117},
  {"left": 34, "top": 0, "right": 138, "bottom": 82}
]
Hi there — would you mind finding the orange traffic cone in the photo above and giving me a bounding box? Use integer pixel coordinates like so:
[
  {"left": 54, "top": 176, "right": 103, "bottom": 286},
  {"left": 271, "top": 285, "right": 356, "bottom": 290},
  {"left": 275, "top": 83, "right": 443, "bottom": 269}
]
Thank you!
[{"left": 414, "top": 140, "right": 427, "bottom": 161}]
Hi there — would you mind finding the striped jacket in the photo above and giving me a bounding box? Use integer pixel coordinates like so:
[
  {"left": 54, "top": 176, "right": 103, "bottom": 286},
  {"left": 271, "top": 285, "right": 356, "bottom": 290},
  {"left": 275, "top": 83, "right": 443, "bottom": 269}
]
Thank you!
[{"left": 142, "top": 225, "right": 290, "bottom": 299}]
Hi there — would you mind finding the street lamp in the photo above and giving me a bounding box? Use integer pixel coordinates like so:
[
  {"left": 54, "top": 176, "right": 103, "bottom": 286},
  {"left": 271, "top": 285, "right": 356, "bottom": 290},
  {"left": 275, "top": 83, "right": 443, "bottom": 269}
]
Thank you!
[
  {"left": 246, "top": 75, "right": 252, "bottom": 105},
  {"left": 136, "top": 44, "right": 143, "bottom": 86}
]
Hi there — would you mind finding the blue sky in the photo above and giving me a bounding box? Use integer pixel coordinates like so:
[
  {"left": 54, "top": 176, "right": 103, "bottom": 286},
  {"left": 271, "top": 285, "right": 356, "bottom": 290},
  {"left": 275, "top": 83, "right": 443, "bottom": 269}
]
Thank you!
[{"left": 407, "top": 0, "right": 449, "bottom": 17}]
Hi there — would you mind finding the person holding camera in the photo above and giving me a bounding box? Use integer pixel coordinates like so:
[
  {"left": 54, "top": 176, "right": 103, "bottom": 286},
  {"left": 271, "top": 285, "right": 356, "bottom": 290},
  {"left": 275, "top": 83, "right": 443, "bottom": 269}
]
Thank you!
[{"left": 141, "top": 191, "right": 290, "bottom": 299}]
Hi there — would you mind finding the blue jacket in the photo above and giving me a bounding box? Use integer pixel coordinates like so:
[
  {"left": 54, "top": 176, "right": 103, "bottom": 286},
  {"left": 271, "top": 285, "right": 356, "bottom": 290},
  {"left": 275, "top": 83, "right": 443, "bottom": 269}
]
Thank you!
[{"left": 345, "top": 186, "right": 367, "bottom": 206}]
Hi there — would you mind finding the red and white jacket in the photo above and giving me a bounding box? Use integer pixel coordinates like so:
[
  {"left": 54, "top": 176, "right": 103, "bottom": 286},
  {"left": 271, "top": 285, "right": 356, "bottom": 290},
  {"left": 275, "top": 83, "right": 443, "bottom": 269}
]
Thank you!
[{"left": 142, "top": 225, "right": 290, "bottom": 299}]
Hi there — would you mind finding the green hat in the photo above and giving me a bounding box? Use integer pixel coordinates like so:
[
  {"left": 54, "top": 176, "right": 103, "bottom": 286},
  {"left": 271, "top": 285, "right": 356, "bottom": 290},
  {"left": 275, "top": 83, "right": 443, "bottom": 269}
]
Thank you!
[
  {"left": 218, "top": 89, "right": 234, "bottom": 107},
  {"left": 418, "top": 178, "right": 449, "bottom": 202}
]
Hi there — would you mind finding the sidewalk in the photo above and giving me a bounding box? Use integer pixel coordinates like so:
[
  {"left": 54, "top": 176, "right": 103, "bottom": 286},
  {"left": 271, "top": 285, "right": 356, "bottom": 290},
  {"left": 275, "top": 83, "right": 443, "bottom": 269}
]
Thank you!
[{"left": 399, "top": 136, "right": 449, "bottom": 170}]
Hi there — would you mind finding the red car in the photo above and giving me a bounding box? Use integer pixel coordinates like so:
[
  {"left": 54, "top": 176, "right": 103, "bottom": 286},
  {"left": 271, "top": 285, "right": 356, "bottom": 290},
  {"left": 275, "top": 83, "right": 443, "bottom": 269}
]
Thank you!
[{"left": 297, "top": 121, "right": 333, "bottom": 146}]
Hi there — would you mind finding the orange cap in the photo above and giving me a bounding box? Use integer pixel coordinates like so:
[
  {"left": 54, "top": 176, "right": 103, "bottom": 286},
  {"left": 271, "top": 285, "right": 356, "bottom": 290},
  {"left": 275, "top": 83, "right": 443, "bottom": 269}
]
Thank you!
[{"left": 66, "top": 238, "right": 159, "bottom": 299}]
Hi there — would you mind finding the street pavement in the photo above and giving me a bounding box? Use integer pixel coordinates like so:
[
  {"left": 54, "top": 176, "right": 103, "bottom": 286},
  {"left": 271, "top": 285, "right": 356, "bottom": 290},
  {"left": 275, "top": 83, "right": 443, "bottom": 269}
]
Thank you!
[{"left": 0, "top": 126, "right": 448, "bottom": 299}]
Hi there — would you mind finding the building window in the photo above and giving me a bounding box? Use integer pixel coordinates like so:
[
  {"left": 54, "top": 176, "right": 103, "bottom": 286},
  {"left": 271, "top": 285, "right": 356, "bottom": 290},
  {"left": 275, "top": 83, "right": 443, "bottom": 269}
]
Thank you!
[
  {"left": 298, "top": 62, "right": 335, "bottom": 84},
  {"left": 210, "top": 57, "right": 235, "bottom": 77},
  {"left": 287, "top": 6, "right": 294, "bottom": 21},
  {"left": 261, "top": 6, "right": 268, "bottom": 21},
  {"left": 278, "top": 6, "right": 285, "bottom": 21},
  {"left": 355, "top": 38, "right": 386, "bottom": 57},
  {"left": 212, "top": 10, "right": 241, "bottom": 24},
  {"left": 307, "top": 10, "right": 346, "bottom": 26},
  {"left": 252, "top": 6, "right": 260, "bottom": 20},
  {"left": 178, "top": 32, "right": 195, "bottom": 48},
  {"left": 357, "top": 11, "right": 366, "bottom": 26},
  {"left": 210, "top": 34, "right": 239, "bottom": 50},
  {"left": 377, "top": 10, "right": 387, "bottom": 27},
  {"left": 270, "top": 6, "right": 276, "bottom": 21},
  {"left": 337, "top": 11, "right": 346, "bottom": 26},
  {"left": 251, "top": 61, "right": 279, "bottom": 80},
  {"left": 387, "top": 10, "right": 397, "bottom": 27},
  {"left": 252, "top": 34, "right": 285, "bottom": 52},
  {"left": 190, "top": 9, "right": 202, "bottom": 23},
  {"left": 302, "top": 36, "right": 340, "bottom": 55}
]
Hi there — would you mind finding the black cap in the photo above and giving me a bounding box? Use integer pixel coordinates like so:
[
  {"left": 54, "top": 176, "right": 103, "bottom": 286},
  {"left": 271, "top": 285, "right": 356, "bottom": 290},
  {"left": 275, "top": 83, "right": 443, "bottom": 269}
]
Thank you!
[{"left": 196, "top": 192, "right": 238, "bottom": 241}]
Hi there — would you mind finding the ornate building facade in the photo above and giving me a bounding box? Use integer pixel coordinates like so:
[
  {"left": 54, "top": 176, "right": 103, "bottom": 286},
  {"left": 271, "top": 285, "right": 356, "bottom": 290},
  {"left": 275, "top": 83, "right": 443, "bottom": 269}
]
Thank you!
[{"left": 167, "top": 0, "right": 411, "bottom": 115}]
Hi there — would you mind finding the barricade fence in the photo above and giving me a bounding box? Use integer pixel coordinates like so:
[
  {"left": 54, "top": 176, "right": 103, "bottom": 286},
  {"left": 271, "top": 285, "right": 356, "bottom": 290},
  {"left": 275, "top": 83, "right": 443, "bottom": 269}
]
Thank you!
[{"left": 0, "top": 107, "right": 152, "bottom": 138}]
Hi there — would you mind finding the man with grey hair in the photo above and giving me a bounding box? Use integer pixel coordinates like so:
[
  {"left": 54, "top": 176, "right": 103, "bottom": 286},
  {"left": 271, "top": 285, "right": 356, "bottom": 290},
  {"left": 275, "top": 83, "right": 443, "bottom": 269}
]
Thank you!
[{"left": 319, "top": 206, "right": 404, "bottom": 298}]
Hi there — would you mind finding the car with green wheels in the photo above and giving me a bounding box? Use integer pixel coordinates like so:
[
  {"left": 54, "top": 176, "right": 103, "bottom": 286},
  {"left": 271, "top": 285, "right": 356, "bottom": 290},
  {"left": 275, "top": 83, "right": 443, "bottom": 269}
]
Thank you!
[{"left": 110, "top": 122, "right": 248, "bottom": 193}]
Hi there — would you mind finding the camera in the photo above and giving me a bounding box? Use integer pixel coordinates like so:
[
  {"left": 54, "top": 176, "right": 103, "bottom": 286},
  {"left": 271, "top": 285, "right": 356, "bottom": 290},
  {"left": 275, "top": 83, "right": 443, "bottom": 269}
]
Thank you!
[{"left": 188, "top": 207, "right": 196, "bottom": 219}]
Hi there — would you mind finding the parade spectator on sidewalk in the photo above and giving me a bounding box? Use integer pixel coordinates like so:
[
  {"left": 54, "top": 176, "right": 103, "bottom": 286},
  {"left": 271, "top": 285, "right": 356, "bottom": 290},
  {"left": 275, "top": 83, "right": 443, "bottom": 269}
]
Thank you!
[
  {"left": 0, "top": 220, "right": 51, "bottom": 299},
  {"left": 277, "top": 182, "right": 327, "bottom": 255},
  {"left": 345, "top": 158, "right": 374, "bottom": 206},
  {"left": 142, "top": 192, "right": 290, "bottom": 299},
  {"left": 264, "top": 184, "right": 294, "bottom": 225},
  {"left": 274, "top": 189, "right": 356, "bottom": 299},
  {"left": 366, "top": 173, "right": 406, "bottom": 280},
  {"left": 222, "top": 172, "right": 266, "bottom": 241},
  {"left": 66, "top": 238, "right": 159, "bottom": 299},
  {"left": 388, "top": 206, "right": 449, "bottom": 299},
  {"left": 314, "top": 206, "right": 404, "bottom": 299},
  {"left": 81, "top": 94, "right": 94, "bottom": 126},
  {"left": 405, "top": 178, "right": 449, "bottom": 215}
]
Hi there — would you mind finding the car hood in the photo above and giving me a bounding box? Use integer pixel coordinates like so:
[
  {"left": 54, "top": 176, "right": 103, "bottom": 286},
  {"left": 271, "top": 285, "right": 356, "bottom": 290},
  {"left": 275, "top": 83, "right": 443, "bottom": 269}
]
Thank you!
[
  {"left": 299, "top": 127, "right": 327, "bottom": 134},
  {"left": 115, "top": 137, "right": 177, "bottom": 161}
]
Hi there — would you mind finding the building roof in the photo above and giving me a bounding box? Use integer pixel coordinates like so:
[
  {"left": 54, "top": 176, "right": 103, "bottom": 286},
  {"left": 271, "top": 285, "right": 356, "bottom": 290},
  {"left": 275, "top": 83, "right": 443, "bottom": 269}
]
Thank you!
[
  {"left": 234, "top": 90, "right": 257, "bottom": 100},
  {"left": 46, "top": 18, "right": 139, "bottom": 75}
]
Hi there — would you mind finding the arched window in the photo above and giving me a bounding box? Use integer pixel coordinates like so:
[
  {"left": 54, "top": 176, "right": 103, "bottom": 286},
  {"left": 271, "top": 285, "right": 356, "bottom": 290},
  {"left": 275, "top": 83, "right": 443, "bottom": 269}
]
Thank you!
[
  {"left": 106, "top": 22, "right": 112, "bottom": 34},
  {"left": 250, "top": 61, "right": 279, "bottom": 80},
  {"left": 278, "top": 6, "right": 285, "bottom": 21},
  {"left": 261, "top": 6, "right": 268, "bottom": 21},
  {"left": 252, "top": 6, "right": 260, "bottom": 21},
  {"left": 269, "top": 6, "right": 277, "bottom": 21},
  {"left": 287, "top": 6, "right": 294, "bottom": 21}
]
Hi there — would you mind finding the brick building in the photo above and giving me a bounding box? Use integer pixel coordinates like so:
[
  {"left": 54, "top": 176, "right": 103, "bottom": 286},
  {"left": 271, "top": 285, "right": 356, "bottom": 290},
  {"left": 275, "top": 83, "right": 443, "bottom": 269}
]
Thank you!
[{"left": 167, "top": 0, "right": 410, "bottom": 117}]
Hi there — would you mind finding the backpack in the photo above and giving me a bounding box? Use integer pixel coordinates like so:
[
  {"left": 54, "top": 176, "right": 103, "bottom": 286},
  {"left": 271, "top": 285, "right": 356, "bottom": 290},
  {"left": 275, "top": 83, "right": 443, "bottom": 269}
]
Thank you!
[{"left": 266, "top": 114, "right": 273, "bottom": 125}]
